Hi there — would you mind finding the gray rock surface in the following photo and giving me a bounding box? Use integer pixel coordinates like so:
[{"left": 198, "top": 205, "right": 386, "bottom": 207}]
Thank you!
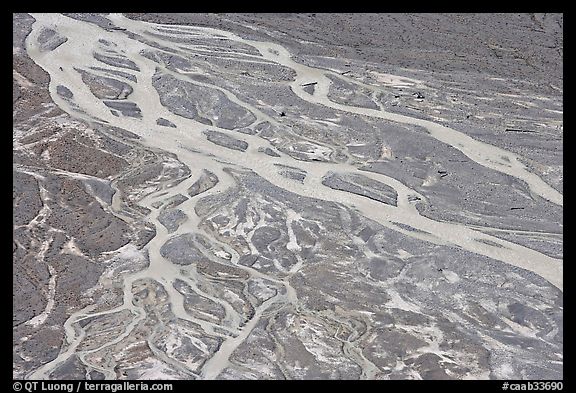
[
  {"left": 13, "top": 12, "right": 562, "bottom": 381},
  {"left": 203, "top": 130, "right": 248, "bottom": 152}
]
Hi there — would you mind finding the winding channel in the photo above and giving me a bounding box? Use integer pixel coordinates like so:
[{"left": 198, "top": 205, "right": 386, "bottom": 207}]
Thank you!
[{"left": 24, "top": 13, "right": 563, "bottom": 379}]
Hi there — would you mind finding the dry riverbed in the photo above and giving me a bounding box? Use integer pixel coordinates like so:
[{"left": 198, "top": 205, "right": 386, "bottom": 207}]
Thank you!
[{"left": 13, "top": 13, "right": 562, "bottom": 380}]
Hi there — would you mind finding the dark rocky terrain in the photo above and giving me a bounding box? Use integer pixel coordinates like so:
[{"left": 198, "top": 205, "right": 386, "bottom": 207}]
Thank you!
[{"left": 13, "top": 13, "right": 562, "bottom": 380}]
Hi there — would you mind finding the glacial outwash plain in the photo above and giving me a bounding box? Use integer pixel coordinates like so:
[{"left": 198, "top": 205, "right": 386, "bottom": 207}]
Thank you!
[{"left": 13, "top": 13, "right": 562, "bottom": 380}]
